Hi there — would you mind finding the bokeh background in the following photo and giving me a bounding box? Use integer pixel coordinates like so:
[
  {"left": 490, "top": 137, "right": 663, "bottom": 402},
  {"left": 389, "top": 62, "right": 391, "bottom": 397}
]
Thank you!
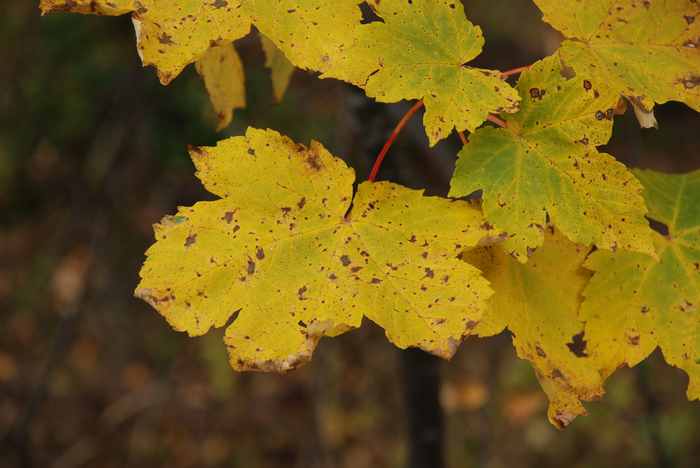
[{"left": 2, "top": 1, "right": 700, "bottom": 467}]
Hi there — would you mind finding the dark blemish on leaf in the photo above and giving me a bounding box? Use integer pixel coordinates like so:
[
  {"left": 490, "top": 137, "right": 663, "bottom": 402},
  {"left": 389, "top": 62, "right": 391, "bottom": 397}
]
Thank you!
[
  {"left": 350, "top": 266, "right": 363, "bottom": 273},
  {"left": 551, "top": 369, "right": 564, "bottom": 380},
  {"left": 641, "top": 305, "right": 649, "bottom": 314},
  {"left": 442, "top": 275, "right": 449, "bottom": 284},
  {"left": 424, "top": 268, "right": 435, "bottom": 278},
  {"left": 466, "top": 320, "right": 479, "bottom": 329},
  {"left": 306, "top": 153, "right": 322, "bottom": 171},
  {"left": 583, "top": 80, "right": 592, "bottom": 91},
  {"left": 298, "top": 320, "right": 307, "bottom": 328},
  {"left": 256, "top": 247, "right": 265, "bottom": 260},
  {"left": 223, "top": 211, "right": 235, "bottom": 223},
  {"left": 297, "top": 197, "right": 306, "bottom": 209},
  {"left": 409, "top": 234, "right": 417, "bottom": 243},
  {"left": 247, "top": 259, "right": 256, "bottom": 275},
  {"left": 535, "top": 346, "right": 546, "bottom": 358},
  {"left": 679, "top": 76, "right": 699, "bottom": 89},
  {"left": 158, "top": 33, "right": 173, "bottom": 44},
  {"left": 371, "top": 278, "right": 382, "bottom": 284},
  {"left": 247, "top": 148, "right": 256, "bottom": 156},
  {"left": 329, "top": 273, "right": 337, "bottom": 280},
  {"left": 212, "top": 0, "right": 228, "bottom": 7},
  {"left": 595, "top": 111, "right": 606, "bottom": 120},
  {"left": 529, "top": 87, "right": 545, "bottom": 100},
  {"left": 340, "top": 255, "right": 351, "bottom": 266},
  {"left": 566, "top": 332, "right": 588, "bottom": 357},
  {"left": 281, "top": 207, "right": 292, "bottom": 216},
  {"left": 298, "top": 286, "right": 307, "bottom": 300},
  {"left": 184, "top": 233, "right": 197, "bottom": 247},
  {"left": 627, "top": 334, "right": 640, "bottom": 346}
]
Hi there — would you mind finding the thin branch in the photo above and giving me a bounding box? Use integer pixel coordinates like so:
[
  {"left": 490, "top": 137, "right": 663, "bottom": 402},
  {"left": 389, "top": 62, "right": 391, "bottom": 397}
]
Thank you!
[
  {"left": 457, "top": 131, "right": 469, "bottom": 146},
  {"left": 501, "top": 65, "right": 531, "bottom": 78},
  {"left": 368, "top": 100, "right": 424, "bottom": 182},
  {"left": 487, "top": 114, "right": 507, "bottom": 128}
]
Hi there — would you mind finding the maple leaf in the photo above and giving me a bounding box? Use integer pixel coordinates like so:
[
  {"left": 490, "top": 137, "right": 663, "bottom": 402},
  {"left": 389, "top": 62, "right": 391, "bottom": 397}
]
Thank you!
[
  {"left": 534, "top": 0, "right": 700, "bottom": 115},
  {"left": 450, "top": 56, "right": 655, "bottom": 261},
  {"left": 245, "top": 0, "right": 520, "bottom": 145},
  {"left": 195, "top": 43, "right": 246, "bottom": 131},
  {"left": 136, "top": 128, "right": 495, "bottom": 372},
  {"left": 261, "top": 35, "right": 295, "bottom": 102},
  {"left": 40, "top": 0, "right": 252, "bottom": 85},
  {"left": 463, "top": 229, "right": 605, "bottom": 428},
  {"left": 581, "top": 169, "right": 700, "bottom": 400},
  {"left": 39, "top": 0, "right": 135, "bottom": 15}
]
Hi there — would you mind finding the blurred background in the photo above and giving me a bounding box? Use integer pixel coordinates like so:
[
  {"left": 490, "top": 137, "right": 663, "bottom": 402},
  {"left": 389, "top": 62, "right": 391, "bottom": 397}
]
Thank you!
[{"left": 2, "top": 1, "right": 700, "bottom": 467}]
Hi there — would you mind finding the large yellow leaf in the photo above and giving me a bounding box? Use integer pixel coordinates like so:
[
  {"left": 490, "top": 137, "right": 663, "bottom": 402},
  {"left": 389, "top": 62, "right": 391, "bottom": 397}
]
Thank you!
[
  {"left": 534, "top": 0, "right": 700, "bottom": 113},
  {"left": 136, "top": 128, "right": 495, "bottom": 371},
  {"left": 40, "top": 0, "right": 252, "bottom": 84},
  {"left": 244, "top": 0, "right": 520, "bottom": 145},
  {"left": 450, "top": 56, "right": 654, "bottom": 261},
  {"left": 582, "top": 169, "right": 700, "bottom": 400},
  {"left": 195, "top": 43, "right": 246, "bottom": 131},
  {"left": 464, "top": 229, "right": 605, "bottom": 428}
]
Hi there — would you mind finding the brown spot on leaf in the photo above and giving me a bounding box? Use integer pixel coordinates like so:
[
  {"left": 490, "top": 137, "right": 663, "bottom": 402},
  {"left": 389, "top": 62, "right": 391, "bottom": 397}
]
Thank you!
[
  {"left": 247, "top": 259, "right": 256, "bottom": 275},
  {"left": 256, "top": 247, "right": 265, "bottom": 260},
  {"left": 184, "top": 233, "right": 197, "bottom": 247},
  {"left": 340, "top": 255, "right": 351, "bottom": 266},
  {"left": 566, "top": 332, "right": 588, "bottom": 357},
  {"left": 424, "top": 267, "right": 435, "bottom": 278},
  {"left": 298, "top": 286, "right": 307, "bottom": 300}
]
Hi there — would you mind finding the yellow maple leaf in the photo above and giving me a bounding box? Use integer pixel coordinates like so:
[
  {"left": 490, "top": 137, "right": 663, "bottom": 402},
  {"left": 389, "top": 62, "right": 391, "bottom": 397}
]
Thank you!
[
  {"left": 245, "top": 0, "right": 520, "bottom": 145},
  {"left": 534, "top": 0, "right": 700, "bottom": 114},
  {"left": 464, "top": 229, "right": 605, "bottom": 428},
  {"left": 136, "top": 128, "right": 495, "bottom": 371},
  {"left": 40, "top": 0, "right": 252, "bottom": 85}
]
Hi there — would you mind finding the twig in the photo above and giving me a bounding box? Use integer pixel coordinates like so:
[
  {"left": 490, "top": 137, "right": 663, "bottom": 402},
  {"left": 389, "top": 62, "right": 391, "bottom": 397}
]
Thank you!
[
  {"left": 487, "top": 114, "right": 507, "bottom": 128},
  {"left": 501, "top": 65, "right": 531, "bottom": 78},
  {"left": 368, "top": 100, "right": 424, "bottom": 182}
]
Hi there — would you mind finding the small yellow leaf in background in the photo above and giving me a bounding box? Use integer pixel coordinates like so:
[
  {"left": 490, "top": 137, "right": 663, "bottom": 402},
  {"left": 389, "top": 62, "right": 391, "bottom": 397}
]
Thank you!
[
  {"left": 261, "top": 35, "right": 295, "bottom": 103},
  {"left": 136, "top": 128, "right": 496, "bottom": 372},
  {"left": 464, "top": 229, "right": 604, "bottom": 428},
  {"left": 195, "top": 43, "right": 246, "bottom": 131}
]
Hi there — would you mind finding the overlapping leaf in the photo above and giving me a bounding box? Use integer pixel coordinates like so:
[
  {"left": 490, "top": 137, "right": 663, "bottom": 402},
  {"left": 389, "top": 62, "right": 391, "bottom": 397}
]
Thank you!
[
  {"left": 450, "top": 56, "right": 654, "bottom": 260},
  {"left": 582, "top": 169, "right": 700, "bottom": 400},
  {"left": 136, "top": 128, "right": 495, "bottom": 371},
  {"left": 463, "top": 229, "right": 605, "bottom": 428},
  {"left": 534, "top": 0, "right": 700, "bottom": 114},
  {"left": 244, "top": 0, "right": 520, "bottom": 145}
]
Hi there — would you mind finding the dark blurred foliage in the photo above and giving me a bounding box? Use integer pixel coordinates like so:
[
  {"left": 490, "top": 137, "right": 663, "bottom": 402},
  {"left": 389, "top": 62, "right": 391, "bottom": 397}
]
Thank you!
[{"left": 1, "top": 1, "right": 700, "bottom": 468}]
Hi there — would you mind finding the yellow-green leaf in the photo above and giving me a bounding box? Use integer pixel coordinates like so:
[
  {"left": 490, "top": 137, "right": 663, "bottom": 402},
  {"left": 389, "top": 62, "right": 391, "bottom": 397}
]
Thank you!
[
  {"left": 195, "top": 43, "right": 246, "bottom": 131},
  {"left": 136, "top": 128, "right": 495, "bottom": 372},
  {"left": 464, "top": 229, "right": 604, "bottom": 428},
  {"left": 582, "top": 169, "right": 700, "bottom": 400},
  {"left": 261, "top": 35, "right": 295, "bottom": 102},
  {"left": 534, "top": 0, "right": 700, "bottom": 113},
  {"left": 245, "top": 0, "right": 520, "bottom": 145},
  {"left": 450, "top": 56, "right": 654, "bottom": 261}
]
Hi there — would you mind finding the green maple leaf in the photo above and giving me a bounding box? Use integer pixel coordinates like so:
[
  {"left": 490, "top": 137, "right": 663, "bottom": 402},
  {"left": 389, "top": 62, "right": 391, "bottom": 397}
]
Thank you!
[
  {"left": 534, "top": 0, "right": 700, "bottom": 114},
  {"left": 464, "top": 229, "right": 604, "bottom": 428},
  {"left": 245, "top": 0, "right": 520, "bottom": 145},
  {"left": 450, "top": 56, "right": 654, "bottom": 260},
  {"left": 136, "top": 128, "right": 495, "bottom": 371},
  {"left": 582, "top": 169, "right": 700, "bottom": 400}
]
